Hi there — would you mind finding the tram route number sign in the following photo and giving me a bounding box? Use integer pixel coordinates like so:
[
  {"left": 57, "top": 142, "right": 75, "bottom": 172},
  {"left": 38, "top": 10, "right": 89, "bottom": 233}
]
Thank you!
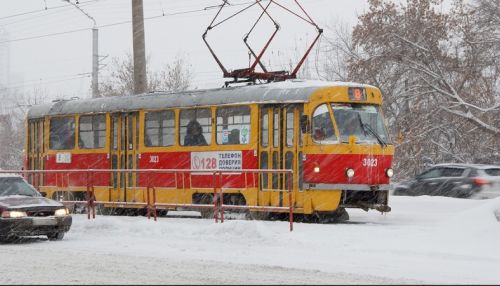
[{"left": 191, "top": 151, "right": 242, "bottom": 171}]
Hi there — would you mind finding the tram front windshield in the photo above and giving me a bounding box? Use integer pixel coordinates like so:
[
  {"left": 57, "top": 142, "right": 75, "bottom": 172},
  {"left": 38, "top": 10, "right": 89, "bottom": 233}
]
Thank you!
[{"left": 331, "top": 103, "right": 389, "bottom": 145}]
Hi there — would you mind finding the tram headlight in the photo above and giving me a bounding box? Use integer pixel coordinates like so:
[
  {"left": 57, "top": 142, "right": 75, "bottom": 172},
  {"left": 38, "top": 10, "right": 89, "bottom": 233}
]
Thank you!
[
  {"left": 314, "top": 166, "right": 320, "bottom": 173},
  {"left": 346, "top": 168, "right": 355, "bottom": 178},
  {"left": 386, "top": 168, "right": 394, "bottom": 178}
]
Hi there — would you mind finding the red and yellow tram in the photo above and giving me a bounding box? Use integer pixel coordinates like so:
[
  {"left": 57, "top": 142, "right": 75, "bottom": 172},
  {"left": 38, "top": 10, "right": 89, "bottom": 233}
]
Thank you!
[{"left": 25, "top": 80, "right": 394, "bottom": 221}]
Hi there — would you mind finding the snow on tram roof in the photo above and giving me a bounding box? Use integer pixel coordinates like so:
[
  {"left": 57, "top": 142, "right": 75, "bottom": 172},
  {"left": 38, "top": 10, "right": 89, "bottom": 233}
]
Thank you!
[{"left": 27, "top": 80, "right": 377, "bottom": 119}]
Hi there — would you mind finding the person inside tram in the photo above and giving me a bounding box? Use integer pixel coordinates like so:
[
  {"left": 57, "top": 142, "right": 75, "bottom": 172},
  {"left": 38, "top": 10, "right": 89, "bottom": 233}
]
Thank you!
[
  {"left": 184, "top": 120, "right": 207, "bottom": 146},
  {"left": 228, "top": 129, "right": 240, "bottom": 144}
]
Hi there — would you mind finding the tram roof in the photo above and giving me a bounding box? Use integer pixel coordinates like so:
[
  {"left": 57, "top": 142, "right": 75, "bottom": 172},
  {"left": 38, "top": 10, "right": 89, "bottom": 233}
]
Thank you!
[{"left": 27, "top": 80, "right": 377, "bottom": 119}]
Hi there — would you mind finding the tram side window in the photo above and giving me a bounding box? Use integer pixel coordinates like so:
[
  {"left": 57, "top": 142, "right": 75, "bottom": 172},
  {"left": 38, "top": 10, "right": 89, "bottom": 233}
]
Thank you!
[
  {"left": 312, "top": 104, "right": 337, "bottom": 144},
  {"left": 216, "top": 106, "right": 251, "bottom": 145},
  {"left": 180, "top": 108, "right": 212, "bottom": 146},
  {"left": 261, "top": 108, "right": 269, "bottom": 147},
  {"left": 286, "top": 108, "right": 294, "bottom": 147},
  {"left": 144, "top": 111, "right": 175, "bottom": 147},
  {"left": 79, "top": 115, "right": 106, "bottom": 149},
  {"left": 49, "top": 117, "right": 75, "bottom": 150}
]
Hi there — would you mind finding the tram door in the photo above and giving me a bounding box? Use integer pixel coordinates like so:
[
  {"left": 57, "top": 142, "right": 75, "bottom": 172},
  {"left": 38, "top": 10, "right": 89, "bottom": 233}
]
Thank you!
[
  {"left": 110, "top": 112, "right": 139, "bottom": 203},
  {"left": 259, "top": 105, "right": 301, "bottom": 207},
  {"left": 27, "top": 119, "right": 45, "bottom": 189}
]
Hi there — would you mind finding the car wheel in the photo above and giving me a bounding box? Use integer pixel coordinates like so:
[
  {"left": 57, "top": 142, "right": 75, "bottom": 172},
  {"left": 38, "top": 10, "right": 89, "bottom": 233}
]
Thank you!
[
  {"left": 47, "top": 232, "right": 65, "bottom": 241},
  {"left": 0, "top": 235, "right": 17, "bottom": 243},
  {"left": 393, "top": 188, "right": 407, "bottom": 196}
]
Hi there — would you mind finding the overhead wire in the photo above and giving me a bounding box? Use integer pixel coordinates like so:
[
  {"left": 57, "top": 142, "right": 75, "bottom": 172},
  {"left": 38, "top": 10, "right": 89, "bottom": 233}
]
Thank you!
[
  {"left": 0, "top": 0, "right": 322, "bottom": 91},
  {"left": 0, "top": 74, "right": 91, "bottom": 92},
  {"left": 0, "top": 0, "right": 258, "bottom": 44},
  {"left": 0, "top": 0, "right": 100, "bottom": 21}
]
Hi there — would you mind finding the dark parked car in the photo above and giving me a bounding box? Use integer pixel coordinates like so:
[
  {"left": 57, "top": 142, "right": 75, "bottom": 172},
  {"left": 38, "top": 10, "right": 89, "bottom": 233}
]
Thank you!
[
  {"left": 0, "top": 174, "right": 72, "bottom": 241},
  {"left": 393, "top": 163, "right": 500, "bottom": 199}
]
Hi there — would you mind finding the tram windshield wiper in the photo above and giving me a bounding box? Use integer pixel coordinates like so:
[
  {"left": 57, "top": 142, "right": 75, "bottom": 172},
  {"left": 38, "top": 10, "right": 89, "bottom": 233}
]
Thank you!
[{"left": 357, "top": 113, "right": 387, "bottom": 148}]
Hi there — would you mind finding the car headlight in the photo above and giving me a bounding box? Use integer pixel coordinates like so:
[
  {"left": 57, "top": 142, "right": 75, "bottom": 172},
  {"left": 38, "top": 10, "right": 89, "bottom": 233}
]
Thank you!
[
  {"left": 346, "top": 168, "right": 355, "bottom": 178},
  {"left": 54, "top": 208, "right": 70, "bottom": 217},
  {"left": 1, "top": 210, "right": 28, "bottom": 218},
  {"left": 386, "top": 168, "right": 394, "bottom": 178}
]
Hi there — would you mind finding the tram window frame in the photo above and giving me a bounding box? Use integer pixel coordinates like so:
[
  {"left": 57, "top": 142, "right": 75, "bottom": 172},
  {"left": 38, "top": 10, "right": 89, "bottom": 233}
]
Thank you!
[
  {"left": 144, "top": 110, "right": 175, "bottom": 147},
  {"left": 261, "top": 108, "right": 269, "bottom": 147},
  {"left": 180, "top": 108, "right": 212, "bottom": 146},
  {"left": 79, "top": 114, "right": 106, "bottom": 149},
  {"left": 298, "top": 107, "right": 304, "bottom": 147},
  {"left": 286, "top": 107, "right": 294, "bottom": 147},
  {"left": 331, "top": 103, "right": 390, "bottom": 144},
  {"left": 216, "top": 106, "right": 251, "bottom": 145},
  {"left": 311, "top": 104, "right": 338, "bottom": 144},
  {"left": 273, "top": 108, "right": 279, "bottom": 148},
  {"left": 49, "top": 116, "right": 76, "bottom": 150}
]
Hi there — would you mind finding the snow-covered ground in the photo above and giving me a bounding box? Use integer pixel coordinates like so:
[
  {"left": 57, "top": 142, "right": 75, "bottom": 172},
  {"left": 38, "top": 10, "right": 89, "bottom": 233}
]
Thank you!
[{"left": 1, "top": 196, "right": 500, "bottom": 285}]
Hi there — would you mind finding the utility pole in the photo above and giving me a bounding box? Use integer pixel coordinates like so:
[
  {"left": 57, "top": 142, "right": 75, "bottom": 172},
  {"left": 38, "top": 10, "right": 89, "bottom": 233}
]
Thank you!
[
  {"left": 132, "top": 0, "right": 147, "bottom": 94},
  {"left": 92, "top": 27, "right": 99, "bottom": 98},
  {"left": 63, "top": 0, "right": 100, "bottom": 98}
]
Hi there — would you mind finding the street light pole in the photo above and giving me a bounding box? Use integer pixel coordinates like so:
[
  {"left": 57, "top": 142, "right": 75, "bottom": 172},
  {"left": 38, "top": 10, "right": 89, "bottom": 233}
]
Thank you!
[{"left": 63, "top": 0, "right": 100, "bottom": 98}]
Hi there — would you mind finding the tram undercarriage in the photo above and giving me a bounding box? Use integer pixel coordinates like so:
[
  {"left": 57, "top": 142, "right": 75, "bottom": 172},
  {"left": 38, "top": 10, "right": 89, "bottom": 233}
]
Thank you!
[{"left": 340, "top": 189, "right": 391, "bottom": 213}]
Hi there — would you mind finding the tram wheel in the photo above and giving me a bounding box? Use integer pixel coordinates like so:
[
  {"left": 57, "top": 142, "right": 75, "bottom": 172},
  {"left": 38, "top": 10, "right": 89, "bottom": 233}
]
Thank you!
[
  {"left": 246, "top": 211, "right": 270, "bottom": 221},
  {"left": 197, "top": 194, "right": 216, "bottom": 219},
  {"left": 333, "top": 207, "right": 349, "bottom": 222},
  {"left": 313, "top": 208, "right": 350, "bottom": 223},
  {"left": 96, "top": 205, "right": 116, "bottom": 216},
  {"left": 200, "top": 209, "right": 215, "bottom": 219}
]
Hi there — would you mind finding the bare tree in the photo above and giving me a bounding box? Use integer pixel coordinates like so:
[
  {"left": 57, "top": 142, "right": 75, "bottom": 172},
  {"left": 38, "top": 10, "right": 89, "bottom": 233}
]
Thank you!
[
  {"left": 152, "top": 57, "right": 192, "bottom": 93},
  {"left": 317, "top": 21, "right": 357, "bottom": 82},
  {"left": 99, "top": 54, "right": 192, "bottom": 97},
  {"left": 0, "top": 87, "right": 46, "bottom": 170},
  {"left": 321, "top": 0, "right": 500, "bottom": 179}
]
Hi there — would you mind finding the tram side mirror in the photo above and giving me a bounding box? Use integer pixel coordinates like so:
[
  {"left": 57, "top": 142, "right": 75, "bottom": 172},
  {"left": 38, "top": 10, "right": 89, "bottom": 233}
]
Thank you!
[{"left": 300, "top": 115, "right": 310, "bottom": 133}]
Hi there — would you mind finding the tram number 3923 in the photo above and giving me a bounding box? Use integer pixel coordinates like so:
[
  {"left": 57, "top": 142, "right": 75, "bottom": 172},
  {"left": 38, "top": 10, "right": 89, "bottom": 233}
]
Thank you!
[{"left": 362, "top": 158, "right": 378, "bottom": 167}]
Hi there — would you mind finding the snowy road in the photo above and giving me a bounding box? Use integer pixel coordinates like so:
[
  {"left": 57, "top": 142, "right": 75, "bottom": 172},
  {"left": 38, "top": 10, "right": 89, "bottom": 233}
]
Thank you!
[{"left": 1, "top": 196, "right": 500, "bottom": 285}]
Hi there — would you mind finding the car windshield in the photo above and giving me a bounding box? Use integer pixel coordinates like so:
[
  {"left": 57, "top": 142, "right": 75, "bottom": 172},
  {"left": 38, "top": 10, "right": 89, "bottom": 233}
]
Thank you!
[
  {"left": 331, "top": 104, "right": 390, "bottom": 145},
  {"left": 0, "top": 177, "right": 40, "bottom": 197}
]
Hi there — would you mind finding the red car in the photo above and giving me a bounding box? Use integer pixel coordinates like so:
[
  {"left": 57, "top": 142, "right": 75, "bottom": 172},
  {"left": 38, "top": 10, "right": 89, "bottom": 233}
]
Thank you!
[{"left": 0, "top": 174, "right": 72, "bottom": 241}]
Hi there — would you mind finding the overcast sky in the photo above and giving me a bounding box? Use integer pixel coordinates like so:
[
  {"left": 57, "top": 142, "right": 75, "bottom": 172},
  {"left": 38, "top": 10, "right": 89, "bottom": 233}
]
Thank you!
[{"left": 0, "top": 0, "right": 368, "bottom": 100}]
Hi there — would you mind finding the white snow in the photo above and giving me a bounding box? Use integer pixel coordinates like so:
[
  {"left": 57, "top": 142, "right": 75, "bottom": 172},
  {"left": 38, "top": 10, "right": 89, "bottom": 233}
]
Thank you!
[
  {"left": 243, "top": 79, "right": 378, "bottom": 90},
  {"left": 1, "top": 196, "right": 500, "bottom": 285}
]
